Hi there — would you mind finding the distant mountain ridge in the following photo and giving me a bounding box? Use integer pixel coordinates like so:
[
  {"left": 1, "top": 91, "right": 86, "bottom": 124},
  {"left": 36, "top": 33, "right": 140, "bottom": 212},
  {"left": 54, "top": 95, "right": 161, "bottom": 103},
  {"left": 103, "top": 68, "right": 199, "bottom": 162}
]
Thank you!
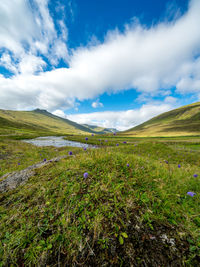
[
  {"left": 122, "top": 102, "right": 200, "bottom": 137},
  {"left": 33, "top": 109, "right": 96, "bottom": 133},
  {"left": 82, "top": 124, "right": 118, "bottom": 134},
  {"left": 0, "top": 108, "right": 116, "bottom": 136},
  {"left": 0, "top": 108, "right": 95, "bottom": 136}
]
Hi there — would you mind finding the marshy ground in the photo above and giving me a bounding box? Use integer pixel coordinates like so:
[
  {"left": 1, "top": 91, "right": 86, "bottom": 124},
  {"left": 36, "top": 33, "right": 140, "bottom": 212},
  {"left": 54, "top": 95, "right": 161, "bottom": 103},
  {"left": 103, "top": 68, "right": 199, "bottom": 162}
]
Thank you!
[{"left": 0, "top": 134, "right": 200, "bottom": 266}]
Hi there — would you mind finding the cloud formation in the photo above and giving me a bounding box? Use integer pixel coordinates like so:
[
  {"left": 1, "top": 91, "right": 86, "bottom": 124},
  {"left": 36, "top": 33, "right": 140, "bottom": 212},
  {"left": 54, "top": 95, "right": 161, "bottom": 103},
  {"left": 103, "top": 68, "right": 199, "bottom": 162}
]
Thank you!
[
  {"left": 92, "top": 100, "right": 104, "bottom": 108},
  {"left": 67, "top": 103, "right": 173, "bottom": 131},
  {"left": 0, "top": 0, "right": 200, "bottom": 129},
  {"left": 0, "top": 0, "right": 68, "bottom": 75}
]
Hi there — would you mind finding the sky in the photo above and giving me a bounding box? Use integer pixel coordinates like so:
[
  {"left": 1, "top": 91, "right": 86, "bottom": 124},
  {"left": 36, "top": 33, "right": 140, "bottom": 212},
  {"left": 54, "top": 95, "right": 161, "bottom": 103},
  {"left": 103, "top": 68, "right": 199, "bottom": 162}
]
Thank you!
[{"left": 0, "top": 0, "right": 200, "bottom": 130}]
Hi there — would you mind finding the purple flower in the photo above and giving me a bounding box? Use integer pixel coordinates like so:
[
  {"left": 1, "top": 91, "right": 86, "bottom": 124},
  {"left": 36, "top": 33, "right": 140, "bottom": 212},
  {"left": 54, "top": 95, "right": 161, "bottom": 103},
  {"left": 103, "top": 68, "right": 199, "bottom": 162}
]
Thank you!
[
  {"left": 116, "top": 143, "right": 119, "bottom": 146},
  {"left": 85, "top": 137, "right": 88, "bottom": 141},
  {"left": 92, "top": 134, "right": 94, "bottom": 136},
  {"left": 18, "top": 162, "right": 20, "bottom": 165},
  {"left": 113, "top": 133, "right": 116, "bottom": 135},
  {"left": 178, "top": 164, "right": 181, "bottom": 168},
  {"left": 105, "top": 140, "right": 108, "bottom": 142},
  {"left": 123, "top": 141, "right": 127, "bottom": 144},
  {"left": 83, "top": 172, "right": 88, "bottom": 179},
  {"left": 187, "top": 191, "right": 196, "bottom": 197},
  {"left": 126, "top": 164, "right": 129, "bottom": 167},
  {"left": 43, "top": 158, "right": 46, "bottom": 162},
  {"left": 68, "top": 151, "right": 73, "bottom": 155},
  {"left": 193, "top": 174, "right": 198, "bottom": 178},
  {"left": 83, "top": 147, "right": 87, "bottom": 151},
  {"left": 165, "top": 160, "right": 168, "bottom": 164},
  {"left": 99, "top": 139, "right": 101, "bottom": 141}
]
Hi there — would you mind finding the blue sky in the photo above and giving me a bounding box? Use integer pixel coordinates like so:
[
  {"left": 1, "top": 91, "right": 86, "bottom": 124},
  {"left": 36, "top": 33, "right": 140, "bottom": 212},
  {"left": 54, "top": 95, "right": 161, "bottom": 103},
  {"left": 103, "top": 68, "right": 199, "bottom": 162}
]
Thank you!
[{"left": 0, "top": 0, "right": 200, "bottom": 130}]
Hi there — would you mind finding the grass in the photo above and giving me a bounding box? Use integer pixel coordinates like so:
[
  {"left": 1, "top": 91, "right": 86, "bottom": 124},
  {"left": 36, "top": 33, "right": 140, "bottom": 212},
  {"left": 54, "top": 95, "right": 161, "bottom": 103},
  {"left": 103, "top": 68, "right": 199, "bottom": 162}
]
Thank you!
[
  {"left": 0, "top": 134, "right": 200, "bottom": 266},
  {"left": 123, "top": 101, "right": 200, "bottom": 137},
  {"left": 0, "top": 109, "right": 95, "bottom": 137},
  {"left": 0, "top": 139, "right": 82, "bottom": 179}
]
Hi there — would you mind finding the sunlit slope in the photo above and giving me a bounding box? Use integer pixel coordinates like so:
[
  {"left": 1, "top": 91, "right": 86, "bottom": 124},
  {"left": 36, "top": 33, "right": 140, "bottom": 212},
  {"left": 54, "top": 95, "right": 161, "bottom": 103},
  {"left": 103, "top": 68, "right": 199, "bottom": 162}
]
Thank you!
[
  {"left": 0, "top": 109, "right": 94, "bottom": 136},
  {"left": 123, "top": 102, "right": 200, "bottom": 137}
]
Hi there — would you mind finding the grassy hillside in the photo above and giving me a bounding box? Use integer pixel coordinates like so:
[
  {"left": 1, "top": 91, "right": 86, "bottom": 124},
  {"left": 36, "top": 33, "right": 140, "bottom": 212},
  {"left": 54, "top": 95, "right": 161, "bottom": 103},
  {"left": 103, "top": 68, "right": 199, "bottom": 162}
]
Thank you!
[
  {"left": 123, "top": 102, "right": 200, "bottom": 137},
  {"left": 0, "top": 135, "right": 200, "bottom": 265},
  {"left": 0, "top": 109, "right": 95, "bottom": 137}
]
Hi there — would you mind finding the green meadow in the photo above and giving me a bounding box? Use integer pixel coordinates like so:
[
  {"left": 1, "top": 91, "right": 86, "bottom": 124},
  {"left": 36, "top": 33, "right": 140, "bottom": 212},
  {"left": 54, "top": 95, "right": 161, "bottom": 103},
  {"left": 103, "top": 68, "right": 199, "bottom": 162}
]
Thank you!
[{"left": 0, "top": 133, "right": 200, "bottom": 266}]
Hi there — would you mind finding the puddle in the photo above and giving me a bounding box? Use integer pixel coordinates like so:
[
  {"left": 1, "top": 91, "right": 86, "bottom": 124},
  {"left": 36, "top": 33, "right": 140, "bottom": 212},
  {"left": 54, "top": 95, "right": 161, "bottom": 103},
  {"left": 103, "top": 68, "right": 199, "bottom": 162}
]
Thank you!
[{"left": 23, "top": 136, "right": 95, "bottom": 148}]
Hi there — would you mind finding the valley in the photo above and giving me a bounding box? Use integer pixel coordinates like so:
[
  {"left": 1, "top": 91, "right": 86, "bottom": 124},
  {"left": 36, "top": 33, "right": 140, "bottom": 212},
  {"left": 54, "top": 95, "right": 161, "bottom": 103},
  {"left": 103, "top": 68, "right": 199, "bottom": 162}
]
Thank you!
[{"left": 0, "top": 131, "right": 199, "bottom": 266}]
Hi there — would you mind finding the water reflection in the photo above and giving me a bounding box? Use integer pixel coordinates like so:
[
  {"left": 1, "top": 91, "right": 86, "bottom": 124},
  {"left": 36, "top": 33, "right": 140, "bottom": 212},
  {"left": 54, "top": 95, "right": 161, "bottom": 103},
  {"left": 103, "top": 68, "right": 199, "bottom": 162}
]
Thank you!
[{"left": 23, "top": 136, "right": 95, "bottom": 148}]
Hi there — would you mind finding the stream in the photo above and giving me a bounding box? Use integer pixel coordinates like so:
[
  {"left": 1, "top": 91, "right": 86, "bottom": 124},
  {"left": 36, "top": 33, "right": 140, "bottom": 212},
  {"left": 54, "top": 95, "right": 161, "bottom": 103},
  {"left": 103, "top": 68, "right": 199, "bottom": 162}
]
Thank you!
[{"left": 23, "top": 136, "right": 95, "bottom": 148}]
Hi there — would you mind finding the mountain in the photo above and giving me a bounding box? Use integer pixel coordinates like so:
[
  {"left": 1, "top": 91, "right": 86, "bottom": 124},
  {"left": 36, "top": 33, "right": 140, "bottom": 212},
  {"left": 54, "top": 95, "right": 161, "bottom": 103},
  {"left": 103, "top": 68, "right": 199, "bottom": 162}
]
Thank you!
[
  {"left": 0, "top": 109, "right": 95, "bottom": 136},
  {"left": 122, "top": 102, "right": 200, "bottom": 137},
  {"left": 82, "top": 124, "right": 118, "bottom": 134}
]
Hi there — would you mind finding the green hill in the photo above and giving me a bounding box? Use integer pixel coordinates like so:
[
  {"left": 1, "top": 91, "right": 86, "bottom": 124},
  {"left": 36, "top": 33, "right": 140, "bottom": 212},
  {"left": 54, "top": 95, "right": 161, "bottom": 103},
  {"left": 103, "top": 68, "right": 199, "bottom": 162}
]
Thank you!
[
  {"left": 0, "top": 109, "right": 95, "bottom": 137},
  {"left": 122, "top": 102, "right": 200, "bottom": 137}
]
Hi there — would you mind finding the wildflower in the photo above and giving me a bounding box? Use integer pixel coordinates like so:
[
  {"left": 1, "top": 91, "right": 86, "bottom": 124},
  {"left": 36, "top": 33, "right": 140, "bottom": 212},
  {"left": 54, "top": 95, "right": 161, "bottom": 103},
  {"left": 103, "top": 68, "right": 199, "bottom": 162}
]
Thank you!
[
  {"left": 68, "top": 151, "right": 73, "bottom": 155},
  {"left": 123, "top": 141, "right": 127, "bottom": 144},
  {"left": 18, "top": 162, "right": 20, "bottom": 165},
  {"left": 113, "top": 133, "right": 116, "bottom": 135},
  {"left": 105, "top": 140, "right": 108, "bottom": 142},
  {"left": 126, "top": 164, "right": 130, "bottom": 167},
  {"left": 92, "top": 134, "right": 94, "bottom": 136},
  {"left": 43, "top": 158, "right": 47, "bottom": 162},
  {"left": 83, "top": 147, "right": 87, "bottom": 151},
  {"left": 84, "top": 172, "right": 88, "bottom": 179},
  {"left": 193, "top": 174, "right": 198, "bottom": 178},
  {"left": 116, "top": 143, "right": 119, "bottom": 146},
  {"left": 99, "top": 139, "right": 101, "bottom": 141},
  {"left": 178, "top": 164, "right": 181, "bottom": 168},
  {"left": 165, "top": 160, "right": 168, "bottom": 164},
  {"left": 187, "top": 192, "right": 196, "bottom": 197},
  {"left": 85, "top": 137, "right": 88, "bottom": 141}
]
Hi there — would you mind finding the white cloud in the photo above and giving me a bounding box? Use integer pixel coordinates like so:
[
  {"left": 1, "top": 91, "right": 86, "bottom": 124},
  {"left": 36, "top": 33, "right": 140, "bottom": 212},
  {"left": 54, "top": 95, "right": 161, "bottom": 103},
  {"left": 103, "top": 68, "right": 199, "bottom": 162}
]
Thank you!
[
  {"left": 0, "top": 53, "right": 18, "bottom": 74},
  {"left": 0, "top": 0, "right": 68, "bottom": 75},
  {"left": 176, "top": 57, "right": 200, "bottom": 93},
  {"left": 50, "top": 40, "right": 69, "bottom": 65},
  {"left": 67, "top": 0, "right": 200, "bottom": 97},
  {"left": 52, "top": 109, "right": 66, "bottom": 118},
  {"left": 68, "top": 103, "right": 174, "bottom": 131},
  {"left": 0, "top": 0, "right": 38, "bottom": 56},
  {"left": 0, "top": 0, "right": 200, "bottom": 128},
  {"left": 164, "top": 96, "right": 177, "bottom": 104},
  {"left": 92, "top": 100, "right": 104, "bottom": 108},
  {"left": 58, "top": 20, "right": 68, "bottom": 41},
  {"left": 177, "top": 78, "right": 200, "bottom": 93},
  {"left": 18, "top": 55, "right": 46, "bottom": 75}
]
